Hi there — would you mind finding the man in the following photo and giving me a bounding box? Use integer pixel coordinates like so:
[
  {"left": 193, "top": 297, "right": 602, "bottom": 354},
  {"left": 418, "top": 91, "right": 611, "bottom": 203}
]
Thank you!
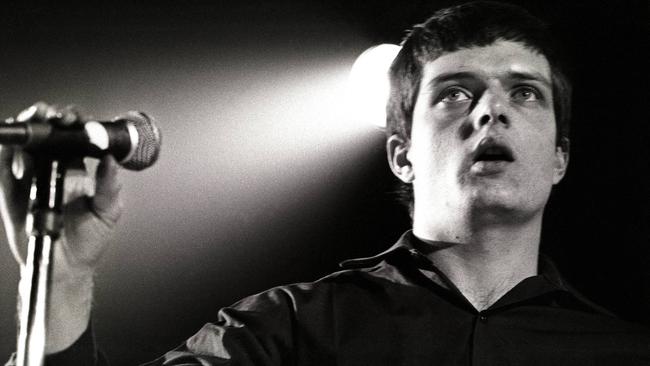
[{"left": 3, "top": 1, "right": 649, "bottom": 365}]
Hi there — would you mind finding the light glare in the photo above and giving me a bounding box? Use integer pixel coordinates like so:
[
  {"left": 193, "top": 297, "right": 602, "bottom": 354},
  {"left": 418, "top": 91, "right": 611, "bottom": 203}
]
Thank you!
[{"left": 347, "top": 44, "right": 401, "bottom": 128}]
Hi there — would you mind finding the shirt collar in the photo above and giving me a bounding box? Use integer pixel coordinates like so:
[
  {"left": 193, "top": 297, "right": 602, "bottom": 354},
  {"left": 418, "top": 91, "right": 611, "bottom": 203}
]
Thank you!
[
  {"left": 338, "top": 230, "right": 415, "bottom": 269},
  {"left": 339, "top": 230, "right": 609, "bottom": 314}
]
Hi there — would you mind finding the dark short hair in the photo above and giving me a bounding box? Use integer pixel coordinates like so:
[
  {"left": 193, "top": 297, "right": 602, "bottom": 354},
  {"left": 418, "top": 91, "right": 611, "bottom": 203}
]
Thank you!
[{"left": 386, "top": 1, "right": 572, "bottom": 216}]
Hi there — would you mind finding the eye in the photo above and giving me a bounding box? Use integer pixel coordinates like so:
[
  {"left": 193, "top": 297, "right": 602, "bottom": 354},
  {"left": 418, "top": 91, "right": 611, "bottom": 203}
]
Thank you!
[
  {"left": 439, "top": 87, "right": 472, "bottom": 104},
  {"left": 511, "top": 86, "right": 541, "bottom": 102}
]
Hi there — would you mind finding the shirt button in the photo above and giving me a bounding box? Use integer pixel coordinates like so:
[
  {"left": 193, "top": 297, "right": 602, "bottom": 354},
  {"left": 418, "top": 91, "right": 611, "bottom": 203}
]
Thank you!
[{"left": 479, "top": 315, "right": 488, "bottom": 322}]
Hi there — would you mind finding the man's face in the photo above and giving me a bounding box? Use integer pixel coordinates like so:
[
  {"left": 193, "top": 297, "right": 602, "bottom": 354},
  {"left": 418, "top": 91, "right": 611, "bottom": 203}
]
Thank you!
[{"left": 395, "top": 40, "right": 568, "bottom": 226}]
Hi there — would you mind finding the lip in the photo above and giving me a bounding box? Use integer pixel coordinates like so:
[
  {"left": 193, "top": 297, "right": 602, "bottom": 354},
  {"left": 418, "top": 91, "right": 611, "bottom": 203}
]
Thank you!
[
  {"left": 471, "top": 136, "right": 515, "bottom": 164},
  {"left": 470, "top": 160, "right": 510, "bottom": 176}
]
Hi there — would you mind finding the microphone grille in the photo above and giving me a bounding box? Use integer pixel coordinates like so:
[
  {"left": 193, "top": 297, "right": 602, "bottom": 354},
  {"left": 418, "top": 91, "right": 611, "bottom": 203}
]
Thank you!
[{"left": 118, "top": 111, "right": 161, "bottom": 171}]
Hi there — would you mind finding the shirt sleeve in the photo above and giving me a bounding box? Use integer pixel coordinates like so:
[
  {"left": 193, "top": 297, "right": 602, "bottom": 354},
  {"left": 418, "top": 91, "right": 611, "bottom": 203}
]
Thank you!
[
  {"left": 4, "top": 321, "right": 108, "bottom": 366},
  {"left": 141, "top": 287, "right": 297, "bottom": 366},
  {"left": 6, "top": 287, "right": 297, "bottom": 366}
]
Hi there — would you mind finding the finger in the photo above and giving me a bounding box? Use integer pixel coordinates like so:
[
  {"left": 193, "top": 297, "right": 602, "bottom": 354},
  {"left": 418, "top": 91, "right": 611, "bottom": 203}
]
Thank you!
[
  {"left": 91, "top": 155, "right": 122, "bottom": 225},
  {"left": 0, "top": 151, "right": 33, "bottom": 216},
  {"left": 0, "top": 149, "right": 31, "bottom": 265},
  {"left": 63, "top": 161, "right": 94, "bottom": 205},
  {"left": 54, "top": 105, "right": 84, "bottom": 127},
  {"left": 9, "top": 151, "right": 33, "bottom": 208},
  {"left": 11, "top": 149, "right": 35, "bottom": 182},
  {"left": 16, "top": 101, "right": 51, "bottom": 123},
  {"left": 10, "top": 150, "right": 26, "bottom": 180},
  {"left": 15, "top": 102, "right": 83, "bottom": 127}
]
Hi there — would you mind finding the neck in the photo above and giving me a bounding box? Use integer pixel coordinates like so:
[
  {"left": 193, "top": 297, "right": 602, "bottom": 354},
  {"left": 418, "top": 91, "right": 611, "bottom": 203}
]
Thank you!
[{"left": 412, "top": 210, "right": 542, "bottom": 311}]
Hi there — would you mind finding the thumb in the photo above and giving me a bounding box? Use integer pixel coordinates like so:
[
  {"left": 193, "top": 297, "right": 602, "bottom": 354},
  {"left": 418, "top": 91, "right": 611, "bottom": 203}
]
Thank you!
[{"left": 91, "top": 155, "right": 123, "bottom": 226}]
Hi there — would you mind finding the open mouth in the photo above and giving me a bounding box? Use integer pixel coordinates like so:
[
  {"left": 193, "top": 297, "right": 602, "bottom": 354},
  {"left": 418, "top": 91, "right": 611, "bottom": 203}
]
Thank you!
[{"left": 472, "top": 138, "right": 515, "bottom": 163}]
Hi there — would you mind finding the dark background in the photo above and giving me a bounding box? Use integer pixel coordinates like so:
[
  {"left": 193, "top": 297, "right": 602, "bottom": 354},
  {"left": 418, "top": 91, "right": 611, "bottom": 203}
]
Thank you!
[{"left": 0, "top": 0, "right": 647, "bottom": 364}]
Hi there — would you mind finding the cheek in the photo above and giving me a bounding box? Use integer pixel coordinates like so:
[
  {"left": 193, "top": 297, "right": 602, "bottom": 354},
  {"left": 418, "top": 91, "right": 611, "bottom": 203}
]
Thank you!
[
  {"left": 409, "top": 114, "right": 462, "bottom": 171},
  {"left": 523, "top": 106, "right": 557, "bottom": 140},
  {"left": 529, "top": 147, "right": 558, "bottom": 181},
  {"left": 520, "top": 126, "right": 558, "bottom": 180}
]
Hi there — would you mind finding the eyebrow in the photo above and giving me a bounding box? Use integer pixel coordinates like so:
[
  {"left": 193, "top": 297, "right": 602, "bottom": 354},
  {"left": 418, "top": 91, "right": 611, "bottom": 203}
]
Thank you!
[
  {"left": 507, "top": 71, "right": 552, "bottom": 88},
  {"left": 427, "top": 70, "right": 552, "bottom": 89},
  {"left": 428, "top": 71, "right": 477, "bottom": 87}
]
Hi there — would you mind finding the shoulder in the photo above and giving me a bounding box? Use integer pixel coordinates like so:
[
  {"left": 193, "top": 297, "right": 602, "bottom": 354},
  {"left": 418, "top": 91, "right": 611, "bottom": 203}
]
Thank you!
[
  {"left": 230, "top": 260, "right": 404, "bottom": 312},
  {"left": 230, "top": 232, "right": 419, "bottom": 313}
]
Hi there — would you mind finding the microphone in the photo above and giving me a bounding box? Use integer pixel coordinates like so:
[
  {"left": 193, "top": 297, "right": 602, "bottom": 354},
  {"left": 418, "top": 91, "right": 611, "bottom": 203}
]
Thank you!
[
  {"left": 0, "top": 111, "right": 161, "bottom": 170},
  {"left": 6, "top": 109, "right": 161, "bottom": 366}
]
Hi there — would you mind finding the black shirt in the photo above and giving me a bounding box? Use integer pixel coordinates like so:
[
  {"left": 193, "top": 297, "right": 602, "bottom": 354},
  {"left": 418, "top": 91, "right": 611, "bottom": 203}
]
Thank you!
[{"left": 24, "top": 231, "right": 650, "bottom": 365}]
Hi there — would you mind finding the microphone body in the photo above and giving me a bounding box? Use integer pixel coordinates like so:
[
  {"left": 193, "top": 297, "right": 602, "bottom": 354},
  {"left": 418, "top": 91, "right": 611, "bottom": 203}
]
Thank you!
[{"left": 0, "top": 112, "right": 161, "bottom": 170}]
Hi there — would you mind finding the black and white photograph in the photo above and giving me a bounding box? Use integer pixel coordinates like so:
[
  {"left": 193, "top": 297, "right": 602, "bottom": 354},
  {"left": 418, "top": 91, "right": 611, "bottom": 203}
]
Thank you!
[{"left": 0, "top": 1, "right": 648, "bottom": 365}]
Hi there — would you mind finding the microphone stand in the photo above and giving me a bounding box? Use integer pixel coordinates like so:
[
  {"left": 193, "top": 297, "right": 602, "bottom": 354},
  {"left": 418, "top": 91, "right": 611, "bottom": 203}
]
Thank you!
[{"left": 15, "top": 157, "right": 68, "bottom": 366}]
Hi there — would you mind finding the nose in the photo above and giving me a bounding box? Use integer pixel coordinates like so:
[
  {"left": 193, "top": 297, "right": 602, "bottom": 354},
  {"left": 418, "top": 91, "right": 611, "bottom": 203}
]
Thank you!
[{"left": 472, "top": 92, "right": 509, "bottom": 130}]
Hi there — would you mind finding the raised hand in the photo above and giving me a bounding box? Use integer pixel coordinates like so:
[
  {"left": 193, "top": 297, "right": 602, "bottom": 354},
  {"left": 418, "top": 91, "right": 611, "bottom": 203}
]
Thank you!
[{"left": 0, "top": 102, "right": 123, "bottom": 353}]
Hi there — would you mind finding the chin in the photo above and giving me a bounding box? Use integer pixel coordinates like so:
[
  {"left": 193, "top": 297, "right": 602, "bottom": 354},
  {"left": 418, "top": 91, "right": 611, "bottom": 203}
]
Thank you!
[{"left": 466, "top": 187, "right": 539, "bottom": 222}]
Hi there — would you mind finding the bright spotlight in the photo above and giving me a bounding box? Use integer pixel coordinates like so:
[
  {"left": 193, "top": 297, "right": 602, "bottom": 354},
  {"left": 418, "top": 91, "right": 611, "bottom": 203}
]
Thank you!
[{"left": 347, "top": 44, "right": 401, "bottom": 128}]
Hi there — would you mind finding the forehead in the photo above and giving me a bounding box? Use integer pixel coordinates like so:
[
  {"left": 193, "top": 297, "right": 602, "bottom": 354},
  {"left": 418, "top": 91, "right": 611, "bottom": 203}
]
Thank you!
[{"left": 422, "top": 40, "right": 551, "bottom": 84}]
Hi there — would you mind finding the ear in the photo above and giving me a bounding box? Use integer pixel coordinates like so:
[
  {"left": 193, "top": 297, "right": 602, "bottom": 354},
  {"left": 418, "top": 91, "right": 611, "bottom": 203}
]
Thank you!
[
  {"left": 387, "top": 134, "right": 414, "bottom": 183},
  {"left": 552, "top": 137, "right": 570, "bottom": 184}
]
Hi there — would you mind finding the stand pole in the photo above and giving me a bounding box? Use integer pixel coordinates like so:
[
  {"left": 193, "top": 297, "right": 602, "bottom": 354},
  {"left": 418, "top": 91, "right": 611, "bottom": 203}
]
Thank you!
[{"left": 15, "top": 159, "right": 66, "bottom": 366}]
